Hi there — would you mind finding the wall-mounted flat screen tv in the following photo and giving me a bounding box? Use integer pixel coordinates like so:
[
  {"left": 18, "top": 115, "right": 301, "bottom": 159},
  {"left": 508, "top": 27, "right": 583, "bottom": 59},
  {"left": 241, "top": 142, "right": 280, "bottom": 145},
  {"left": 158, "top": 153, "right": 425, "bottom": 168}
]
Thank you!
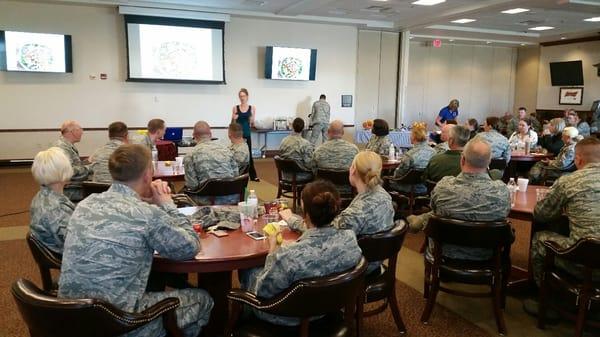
[
  {"left": 0, "top": 30, "right": 72, "bottom": 73},
  {"left": 125, "top": 15, "right": 225, "bottom": 84},
  {"left": 265, "top": 46, "right": 317, "bottom": 81},
  {"left": 549, "top": 60, "right": 583, "bottom": 86}
]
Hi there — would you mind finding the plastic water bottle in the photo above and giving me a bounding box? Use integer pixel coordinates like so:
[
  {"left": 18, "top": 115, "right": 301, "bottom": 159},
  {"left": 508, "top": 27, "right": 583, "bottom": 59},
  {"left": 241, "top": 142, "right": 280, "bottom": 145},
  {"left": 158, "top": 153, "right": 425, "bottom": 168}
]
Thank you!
[
  {"left": 507, "top": 178, "right": 518, "bottom": 207},
  {"left": 389, "top": 143, "right": 395, "bottom": 160},
  {"left": 246, "top": 189, "right": 258, "bottom": 220}
]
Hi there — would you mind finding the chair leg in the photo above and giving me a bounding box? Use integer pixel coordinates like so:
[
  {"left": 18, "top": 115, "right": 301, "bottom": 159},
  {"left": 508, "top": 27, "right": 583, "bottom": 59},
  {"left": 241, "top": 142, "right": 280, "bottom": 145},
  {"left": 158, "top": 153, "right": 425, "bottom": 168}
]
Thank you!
[
  {"left": 356, "top": 293, "right": 365, "bottom": 337},
  {"left": 574, "top": 296, "right": 589, "bottom": 337},
  {"left": 537, "top": 272, "right": 550, "bottom": 329},
  {"left": 300, "top": 318, "right": 310, "bottom": 337},
  {"left": 492, "top": 280, "right": 507, "bottom": 335},
  {"left": 423, "top": 261, "right": 431, "bottom": 299},
  {"left": 389, "top": 284, "right": 407, "bottom": 334},
  {"left": 420, "top": 268, "right": 439, "bottom": 323}
]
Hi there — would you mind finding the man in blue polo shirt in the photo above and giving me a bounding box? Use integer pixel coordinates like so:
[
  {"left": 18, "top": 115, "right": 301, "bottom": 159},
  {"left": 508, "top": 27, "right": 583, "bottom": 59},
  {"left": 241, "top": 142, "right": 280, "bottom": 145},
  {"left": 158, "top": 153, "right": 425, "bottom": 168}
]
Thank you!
[{"left": 435, "top": 99, "right": 460, "bottom": 127}]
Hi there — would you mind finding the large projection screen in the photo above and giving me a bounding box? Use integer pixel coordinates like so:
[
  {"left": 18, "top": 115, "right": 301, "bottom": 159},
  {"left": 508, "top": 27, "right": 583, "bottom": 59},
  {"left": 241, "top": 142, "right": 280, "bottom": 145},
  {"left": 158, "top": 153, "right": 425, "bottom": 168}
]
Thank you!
[{"left": 125, "top": 15, "right": 225, "bottom": 84}]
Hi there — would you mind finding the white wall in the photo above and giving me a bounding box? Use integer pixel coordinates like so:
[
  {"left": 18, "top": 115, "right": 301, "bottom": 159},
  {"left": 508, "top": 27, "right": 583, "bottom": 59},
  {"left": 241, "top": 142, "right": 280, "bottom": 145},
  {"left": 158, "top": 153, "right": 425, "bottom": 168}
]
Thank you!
[
  {"left": 536, "top": 41, "right": 600, "bottom": 110},
  {"left": 0, "top": 1, "right": 358, "bottom": 159},
  {"left": 513, "top": 46, "right": 540, "bottom": 113},
  {"left": 403, "top": 42, "right": 517, "bottom": 126}
]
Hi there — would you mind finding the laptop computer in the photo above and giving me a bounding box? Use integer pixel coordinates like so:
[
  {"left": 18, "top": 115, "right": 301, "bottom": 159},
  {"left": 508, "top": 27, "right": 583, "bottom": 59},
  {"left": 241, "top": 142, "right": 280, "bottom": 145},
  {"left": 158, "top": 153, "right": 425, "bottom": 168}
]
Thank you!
[{"left": 163, "top": 127, "right": 183, "bottom": 142}]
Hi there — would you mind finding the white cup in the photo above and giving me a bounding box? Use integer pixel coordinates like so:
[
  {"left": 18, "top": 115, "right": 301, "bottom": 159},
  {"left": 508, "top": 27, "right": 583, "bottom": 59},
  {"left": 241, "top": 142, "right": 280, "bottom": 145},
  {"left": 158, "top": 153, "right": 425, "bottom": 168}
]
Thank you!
[
  {"left": 517, "top": 178, "right": 529, "bottom": 192},
  {"left": 175, "top": 156, "right": 183, "bottom": 169}
]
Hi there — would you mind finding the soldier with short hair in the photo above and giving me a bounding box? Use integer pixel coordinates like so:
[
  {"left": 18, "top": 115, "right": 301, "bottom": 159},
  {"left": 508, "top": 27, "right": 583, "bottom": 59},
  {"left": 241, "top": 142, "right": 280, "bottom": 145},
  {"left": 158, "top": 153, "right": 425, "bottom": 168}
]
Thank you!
[
  {"left": 53, "top": 120, "right": 91, "bottom": 202},
  {"left": 139, "top": 118, "right": 166, "bottom": 151},
  {"left": 308, "top": 94, "right": 331, "bottom": 145},
  {"left": 228, "top": 123, "right": 250, "bottom": 174},
  {"left": 279, "top": 118, "right": 314, "bottom": 181},
  {"left": 474, "top": 116, "right": 511, "bottom": 163},
  {"left": 90, "top": 121, "right": 128, "bottom": 183},
  {"left": 58, "top": 144, "right": 213, "bottom": 337},
  {"left": 365, "top": 119, "right": 392, "bottom": 156},
  {"left": 423, "top": 125, "right": 470, "bottom": 183},
  {"left": 312, "top": 120, "right": 358, "bottom": 171},
  {"left": 433, "top": 124, "right": 454, "bottom": 154}
]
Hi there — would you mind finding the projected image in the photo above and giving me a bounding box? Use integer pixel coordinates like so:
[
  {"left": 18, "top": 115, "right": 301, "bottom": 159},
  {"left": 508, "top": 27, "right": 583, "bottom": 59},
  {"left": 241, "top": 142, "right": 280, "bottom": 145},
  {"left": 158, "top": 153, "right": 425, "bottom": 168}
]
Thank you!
[
  {"left": 4, "top": 32, "right": 67, "bottom": 72},
  {"left": 271, "top": 47, "right": 312, "bottom": 81}
]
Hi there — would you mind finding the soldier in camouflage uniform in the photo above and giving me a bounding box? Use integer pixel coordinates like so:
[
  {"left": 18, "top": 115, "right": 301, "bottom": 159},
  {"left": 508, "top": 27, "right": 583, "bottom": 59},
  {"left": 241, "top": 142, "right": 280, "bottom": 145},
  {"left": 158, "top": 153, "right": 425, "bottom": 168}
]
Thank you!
[
  {"left": 567, "top": 111, "right": 591, "bottom": 137},
  {"left": 279, "top": 118, "right": 314, "bottom": 181},
  {"left": 242, "top": 180, "right": 362, "bottom": 326},
  {"left": 530, "top": 137, "right": 600, "bottom": 286},
  {"left": 58, "top": 144, "right": 213, "bottom": 337},
  {"left": 407, "top": 138, "right": 510, "bottom": 260},
  {"left": 184, "top": 121, "right": 239, "bottom": 205},
  {"left": 308, "top": 94, "right": 331, "bottom": 145},
  {"left": 365, "top": 119, "right": 392, "bottom": 156},
  {"left": 312, "top": 120, "right": 358, "bottom": 171},
  {"left": 506, "top": 107, "right": 541, "bottom": 135},
  {"left": 29, "top": 147, "right": 75, "bottom": 254},
  {"left": 423, "top": 125, "right": 471, "bottom": 183},
  {"left": 433, "top": 124, "right": 454, "bottom": 154},
  {"left": 137, "top": 118, "right": 165, "bottom": 152},
  {"left": 90, "top": 122, "right": 128, "bottom": 183},
  {"left": 474, "top": 116, "right": 511, "bottom": 163},
  {"left": 53, "top": 120, "right": 91, "bottom": 202},
  {"left": 228, "top": 123, "right": 250, "bottom": 174},
  {"left": 390, "top": 124, "right": 436, "bottom": 193},
  {"left": 529, "top": 126, "right": 579, "bottom": 184}
]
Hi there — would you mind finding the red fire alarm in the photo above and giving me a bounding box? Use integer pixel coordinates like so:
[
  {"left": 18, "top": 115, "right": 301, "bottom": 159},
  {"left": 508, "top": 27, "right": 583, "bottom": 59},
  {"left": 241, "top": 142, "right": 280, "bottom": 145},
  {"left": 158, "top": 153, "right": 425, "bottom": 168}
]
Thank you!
[
  {"left": 100, "top": 73, "right": 108, "bottom": 80},
  {"left": 433, "top": 39, "right": 442, "bottom": 48}
]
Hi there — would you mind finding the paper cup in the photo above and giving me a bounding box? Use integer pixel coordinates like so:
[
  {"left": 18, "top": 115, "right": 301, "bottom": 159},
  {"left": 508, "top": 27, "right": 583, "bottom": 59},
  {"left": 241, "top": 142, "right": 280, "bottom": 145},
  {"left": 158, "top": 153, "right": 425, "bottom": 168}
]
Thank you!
[{"left": 517, "top": 178, "right": 529, "bottom": 192}]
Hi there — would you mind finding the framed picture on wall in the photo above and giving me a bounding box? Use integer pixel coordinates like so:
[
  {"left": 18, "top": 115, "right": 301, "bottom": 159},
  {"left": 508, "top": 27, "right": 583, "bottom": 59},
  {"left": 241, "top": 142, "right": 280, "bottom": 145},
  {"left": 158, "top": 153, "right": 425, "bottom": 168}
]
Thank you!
[
  {"left": 559, "top": 87, "right": 583, "bottom": 105},
  {"left": 341, "top": 95, "right": 353, "bottom": 108}
]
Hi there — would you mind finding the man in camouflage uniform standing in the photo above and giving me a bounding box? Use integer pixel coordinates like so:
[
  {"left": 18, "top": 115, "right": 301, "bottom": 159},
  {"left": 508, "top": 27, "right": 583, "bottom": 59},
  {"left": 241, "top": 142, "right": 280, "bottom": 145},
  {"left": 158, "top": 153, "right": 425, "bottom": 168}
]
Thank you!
[
  {"left": 53, "top": 120, "right": 91, "bottom": 202},
  {"left": 58, "top": 144, "right": 213, "bottom": 337},
  {"left": 228, "top": 123, "right": 250, "bottom": 174},
  {"left": 279, "top": 118, "right": 314, "bottom": 181},
  {"left": 312, "top": 120, "right": 358, "bottom": 171},
  {"left": 308, "top": 94, "right": 331, "bottom": 145},
  {"left": 90, "top": 121, "right": 128, "bottom": 183},
  {"left": 184, "top": 121, "right": 239, "bottom": 205}
]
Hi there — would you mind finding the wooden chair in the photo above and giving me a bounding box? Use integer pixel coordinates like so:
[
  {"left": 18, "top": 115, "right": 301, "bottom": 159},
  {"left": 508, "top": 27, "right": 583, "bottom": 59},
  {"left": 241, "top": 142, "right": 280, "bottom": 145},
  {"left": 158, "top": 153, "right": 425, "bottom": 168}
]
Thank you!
[
  {"left": 225, "top": 257, "right": 368, "bottom": 337},
  {"left": 315, "top": 168, "right": 355, "bottom": 209},
  {"left": 540, "top": 164, "right": 577, "bottom": 186},
  {"left": 183, "top": 174, "right": 249, "bottom": 205},
  {"left": 421, "top": 216, "right": 515, "bottom": 335},
  {"left": 273, "top": 156, "right": 313, "bottom": 211},
  {"left": 538, "top": 237, "right": 600, "bottom": 337},
  {"left": 11, "top": 278, "right": 184, "bottom": 337},
  {"left": 81, "top": 181, "right": 111, "bottom": 198},
  {"left": 357, "top": 220, "right": 409, "bottom": 335},
  {"left": 489, "top": 158, "right": 509, "bottom": 182},
  {"left": 383, "top": 169, "right": 426, "bottom": 215},
  {"left": 26, "top": 233, "right": 62, "bottom": 295}
]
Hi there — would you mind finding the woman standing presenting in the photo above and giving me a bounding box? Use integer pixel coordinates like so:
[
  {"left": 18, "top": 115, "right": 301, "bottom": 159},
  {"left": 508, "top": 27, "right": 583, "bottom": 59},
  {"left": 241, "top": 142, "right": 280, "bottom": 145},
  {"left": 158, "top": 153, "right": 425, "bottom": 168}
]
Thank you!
[{"left": 232, "top": 88, "right": 259, "bottom": 181}]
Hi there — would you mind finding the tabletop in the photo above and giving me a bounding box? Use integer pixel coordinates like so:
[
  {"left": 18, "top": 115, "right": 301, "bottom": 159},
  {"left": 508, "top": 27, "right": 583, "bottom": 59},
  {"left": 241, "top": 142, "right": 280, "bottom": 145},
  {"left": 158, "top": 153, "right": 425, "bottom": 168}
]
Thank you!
[
  {"left": 153, "top": 161, "right": 185, "bottom": 181},
  {"left": 382, "top": 159, "right": 402, "bottom": 169},
  {"left": 509, "top": 185, "right": 548, "bottom": 220},
  {"left": 510, "top": 151, "right": 553, "bottom": 162}
]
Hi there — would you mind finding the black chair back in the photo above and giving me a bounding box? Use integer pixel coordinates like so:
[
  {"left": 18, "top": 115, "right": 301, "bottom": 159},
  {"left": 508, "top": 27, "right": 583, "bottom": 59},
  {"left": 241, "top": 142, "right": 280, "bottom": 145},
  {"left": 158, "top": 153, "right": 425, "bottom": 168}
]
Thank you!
[
  {"left": 358, "top": 221, "right": 408, "bottom": 263},
  {"left": 546, "top": 237, "right": 600, "bottom": 269},
  {"left": 489, "top": 158, "right": 508, "bottom": 171},
  {"left": 82, "top": 181, "right": 111, "bottom": 198},
  {"left": 425, "top": 216, "right": 514, "bottom": 249},
  {"left": 315, "top": 169, "right": 350, "bottom": 186},
  {"left": 186, "top": 174, "right": 249, "bottom": 205},
  {"left": 26, "top": 233, "right": 62, "bottom": 292},
  {"left": 274, "top": 156, "right": 310, "bottom": 181},
  {"left": 394, "top": 169, "right": 423, "bottom": 185}
]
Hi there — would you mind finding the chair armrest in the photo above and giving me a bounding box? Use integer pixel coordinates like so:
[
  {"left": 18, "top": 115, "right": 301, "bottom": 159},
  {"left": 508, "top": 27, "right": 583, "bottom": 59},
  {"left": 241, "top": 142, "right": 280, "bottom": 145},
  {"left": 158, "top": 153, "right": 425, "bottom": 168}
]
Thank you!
[
  {"left": 139, "top": 297, "right": 181, "bottom": 319},
  {"left": 542, "top": 240, "right": 567, "bottom": 256},
  {"left": 227, "top": 289, "right": 264, "bottom": 309}
]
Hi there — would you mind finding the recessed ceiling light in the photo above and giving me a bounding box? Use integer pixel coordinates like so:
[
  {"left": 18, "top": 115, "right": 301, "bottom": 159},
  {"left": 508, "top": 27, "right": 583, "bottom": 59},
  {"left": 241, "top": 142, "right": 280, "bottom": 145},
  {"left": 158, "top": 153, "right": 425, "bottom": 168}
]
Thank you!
[
  {"left": 520, "top": 43, "right": 526, "bottom": 46},
  {"left": 561, "top": 37, "right": 566, "bottom": 40},
  {"left": 409, "top": 36, "right": 414, "bottom": 39},
  {"left": 486, "top": 41, "right": 492, "bottom": 44},
  {"left": 412, "top": 0, "right": 446, "bottom": 6},
  {"left": 451, "top": 18, "right": 476, "bottom": 24},
  {"left": 502, "top": 8, "right": 530, "bottom": 14},
  {"left": 449, "top": 39, "right": 454, "bottom": 42},
  {"left": 584, "top": 17, "right": 600, "bottom": 22},
  {"left": 529, "top": 26, "right": 554, "bottom": 31}
]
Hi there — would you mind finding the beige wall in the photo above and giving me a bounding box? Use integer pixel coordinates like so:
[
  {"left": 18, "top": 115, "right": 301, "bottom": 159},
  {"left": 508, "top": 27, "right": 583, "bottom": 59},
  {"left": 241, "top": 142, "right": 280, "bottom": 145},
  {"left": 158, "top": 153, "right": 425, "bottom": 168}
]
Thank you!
[
  {"left": 537, "top": 41, "right": 600, "bottom": 110},
  {"left": 513, "top": 46, "right": 540, "bottom": 114}
]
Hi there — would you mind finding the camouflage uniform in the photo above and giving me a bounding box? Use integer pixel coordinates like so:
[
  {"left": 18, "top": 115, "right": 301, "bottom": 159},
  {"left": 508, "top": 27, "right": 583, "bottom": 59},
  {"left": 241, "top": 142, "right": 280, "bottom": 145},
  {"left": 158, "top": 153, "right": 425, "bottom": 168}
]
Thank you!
[
  {"left": 422, "top": 150, "right": 462, "bottom": 183},
  {"left": 576, "top": 121, "right": 591, "bottom": 137},
  {"left": 309, "top": 99, "right": 331, "bottom": 145},
  {"left": 29, "top": 186, "right": 75, "bottom": 254},
  {"left": 529, "top": 143, "right": 576, "bottom": 183},
  {"left": 90, "top": 139, "right": 125, "bottom": 183},
  {"left": 365, "top": 135, "right": 392, "bottom": 156},
  {"left": 241, "top": 226, "right": 361, "bottom": 326},
  {"left": 506, "top": 116, "right": 542, "bottom": 135},
  {"left": 474, "top": 130, "right": 511, "bottom": 162},
  {"left": 137, "top": 133, "right": 156, "bottom": 152},
  {"left": 53, "top": 136, "right": 91, "bottom": 202},
  {"left": 433, "top": 142, "right": 449, "bottom": 154},
  {"left": 184, "top": 139, "right": 239, "bottom": 205},
  {"left": 531, "top": 163, "right": 600, "bottom": 285},
  {"left": 408, "top": 172, "right": 510, "bottom": 260},
  {"left": 230, "top": 141, "right": 250, "bottom": 174},
  {"left": 313, "top": 138, "right": 358, "bottom": 171},
  {"left": 279, "top": 134, "right": 314, "bottom": 181},
  {"left": 390, "top": 141, "right": 436, "bottom": 193},
  {"left": 58, "top": 183, "right": 213, "bottom": 337}
]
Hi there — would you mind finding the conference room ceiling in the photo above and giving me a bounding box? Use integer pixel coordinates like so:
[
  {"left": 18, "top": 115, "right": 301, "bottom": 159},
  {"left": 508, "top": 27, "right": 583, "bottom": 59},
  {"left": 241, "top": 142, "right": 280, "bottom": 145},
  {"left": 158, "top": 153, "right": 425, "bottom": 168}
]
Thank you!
[{"left": 33, "top": 0, "right": 600, "bottom": 45}]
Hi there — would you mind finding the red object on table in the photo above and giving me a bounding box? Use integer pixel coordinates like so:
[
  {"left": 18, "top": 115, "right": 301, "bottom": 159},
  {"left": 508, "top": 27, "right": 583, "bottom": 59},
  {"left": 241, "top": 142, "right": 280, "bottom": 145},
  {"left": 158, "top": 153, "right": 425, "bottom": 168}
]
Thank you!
[{"left": 155, "top": 140, "right": 177, "bottom": 161}]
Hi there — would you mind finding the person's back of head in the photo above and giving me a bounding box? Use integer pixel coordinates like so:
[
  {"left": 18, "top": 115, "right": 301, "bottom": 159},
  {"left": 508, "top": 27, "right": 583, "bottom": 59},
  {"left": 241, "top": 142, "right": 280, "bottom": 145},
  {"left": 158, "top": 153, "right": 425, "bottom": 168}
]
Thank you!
[
  {"left": 467, "top": 118, "right": 478, "bottom": 130},
  {"left": 193, "top": 121, "right": 211, "bottom": 141},
  {"left": 351, "top": 151, "right": 383, "bottom": 189},
  {"left": 575, "top": 137, "right": 600, "bottom": 169},
  {"left": 563, "top": 126, "right": 580, "bottom": 143},
  {"left": 449, "top": 125, "right": 470, "bottom": 150},
  {"left": 485, "top": 116, "right": 501, "bottom": 132},
  {"left": 328, "top": 120, "right": 344, "bottom": 139},
  {"left": 301, "top": 180, "right": 341, "bottom": 227},
  {"left": 292, "top": 118, "right": 305, "bottom": 133},
  {"left": 147, "top": 118, "right": 165, "bottom": 135},
  {"left": 550, "top": 118, "right": 565, "bottom": 134},
  {"left": 461, "top": 138, "right": 492, "bottom": 173},
  {"left": 228, "top": 123, "right": 243, "bottom": 140},
  {"left": 108, "top": 121, "right": 128, "bottom": 141},
  {"left": 319, "top": 94, "right": 326, "bottom": 100},
  {"left": 372, "top": 119, "right": 389, "bottom": 136},
  {"left": 32, "top": 147, "right": 73, "bottom": 186},
  {"left": 411, "top": 122, "right": 428, "bottom": 143},
  {"left": 109, "top": 144, "right": 151, "bottom": 183}
]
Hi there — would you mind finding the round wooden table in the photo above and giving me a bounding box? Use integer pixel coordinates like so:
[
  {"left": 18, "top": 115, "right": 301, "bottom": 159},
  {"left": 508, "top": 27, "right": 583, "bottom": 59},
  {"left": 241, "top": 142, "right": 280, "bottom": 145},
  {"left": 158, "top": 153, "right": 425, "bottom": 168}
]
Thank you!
[
  {"left": 152, "top": 207, "right": 299, "bottom": 336},
  {"left": 153, "top": 161, "right": 185, "bottom": 182}
]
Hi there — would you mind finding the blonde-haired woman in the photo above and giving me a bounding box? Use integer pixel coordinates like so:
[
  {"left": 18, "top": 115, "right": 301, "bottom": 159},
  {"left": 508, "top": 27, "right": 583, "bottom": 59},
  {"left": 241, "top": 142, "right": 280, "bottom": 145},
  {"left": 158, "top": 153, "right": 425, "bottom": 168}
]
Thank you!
[
  {"left": 29, "top": 147, "right": 76, "bottom": 254},
  {"left": 529, "top": 126, "right": 580, "bottom": 184},
  {"left": 390, "top": 123, "right": 436, "bottom": 193},
  {"left": 539, "top": 118, "right": 565, "bottom": 155}
]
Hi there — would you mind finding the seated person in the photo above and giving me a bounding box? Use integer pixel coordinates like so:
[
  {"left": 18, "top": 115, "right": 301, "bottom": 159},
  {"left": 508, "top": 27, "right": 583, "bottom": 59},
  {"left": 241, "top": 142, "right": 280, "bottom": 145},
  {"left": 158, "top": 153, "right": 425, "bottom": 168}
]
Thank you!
[
  {"left": 407, "top": 138, "right": 510, "bottom": 260},
  {"left": 423, "top": 125, "right": 470, "bottom": 183},
  {"left": 365, "top": 119, "right": 392, "bottom": 156},
  {"left": 241, "top": 180, "right": 362, "bottom": 326},
  {"left": 312, "top": 120, "right": 358, "bottom": 171},
  {"left": 529, "top": 126, "right": 580, "bottom": 184},
  {"left": 90, "top": 121, "right": 128, "bottom": 183},
  {"left": 566, "top": 110, "right": 591, "bottom": 137},
  {"left": 506, "top": 107, "right": 541, "bottom": 135},
  {"left": 508, "top": 119, "right": 538, "bottom": 151},
  {"left": 138, "top": 118, "right": 165, "bottom": 151},
  {"left": 53, "top": 120, "right": 91, "bottom": 202},
  {"left": 474, "top": 116, "right": 511, "bottom": 164},
  {"left": 433, "top": 124, "right": 454, "bottom": 154},
  {"left": 228, "top": 123, "right": 250, "bottom": 174},
  {"left": 29, "top": 147, "right": 75, "bottom": 254},
  {"left": 390, "top": 123, "right": 436, "bottom": 193},
  {"left": 525, "top": 137, "right": 600, "bottom": 315},
  {"left": 538, "top": 118, "right": 565, "bottom": 156},
  {"left": 58, "top": 144, "right": 213, "bottom": 337},
  {"left": 184, "top": 121, "right": 239, "bottom": 205},
  {"left": 279, "top": 118, "right": 314, "bottom": 181},
  {"left": 466, "top": 118, "right": 479, "bottom": 139}
]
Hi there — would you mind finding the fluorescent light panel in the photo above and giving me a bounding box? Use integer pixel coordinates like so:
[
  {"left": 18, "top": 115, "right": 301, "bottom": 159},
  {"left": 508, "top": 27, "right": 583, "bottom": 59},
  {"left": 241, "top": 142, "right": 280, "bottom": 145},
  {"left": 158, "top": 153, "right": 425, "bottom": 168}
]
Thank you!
[
  {"left": 452, "top": 18, "right": 476, "bottom": 23},
  {"left": 501, "top": 8, "right": 530, "bottom": 14},
  {"left": 412, "top": 0, "right": 446, "bottom": 6},
  {"left": 529, "top": 26, "right": 554, "bottom": 30},
  {"left": 584, "top": 17, "right": 600, "bottom": 22}
]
